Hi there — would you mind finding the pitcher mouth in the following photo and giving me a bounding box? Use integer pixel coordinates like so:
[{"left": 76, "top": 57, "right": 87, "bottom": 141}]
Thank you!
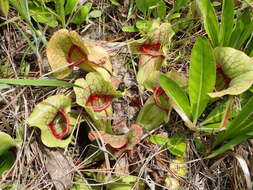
[
  {"left": 153, "top": 87, "right": 169, "bottom": 111},
  {"left": 139, "top": 43, "right": 161, "bottom": 57},
  {"left": 216, "top": 64, "right": 231, "bottom": 89},
  {"left": 86, "top": 94, "right": 113, "bottom": 111},
  {"left": 67, "top": 45, "right": 87, "bottom": 67},
  {"left": 48, "top": 109, "right": 70, "bottom": 139}
]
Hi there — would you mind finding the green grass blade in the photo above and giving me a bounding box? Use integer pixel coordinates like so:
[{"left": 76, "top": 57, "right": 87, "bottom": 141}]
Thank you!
[
  {"left": 196, "top": 0, "right": 219, "bottom": 46},
  {"left": 229, "top": 9, "right": 251, "bottom": 48},
  {"left": 189, "top": 37, "right": 216, "bottom": 123},
  {"left": 214, "top": 96, "right": 253, "bottom": 146},
  {"left": 10, "top": 0, "right": 33, "bottom": 29},
  {"left": 173, "top": 0, "right": 190, "bottom": 12},
  {"left": 54, "top": 0, "right": 66, "bottom": 28},
  {"left": 236, "top": 22, "right": 253, "bottom": 49},
  {"left": 0, "top": 78, "right": 82, "bottom": 88},
  {"left": 0, "top": 0, "right": 9, "bottom": 16},
  {"left": 207, "top": 135, "right": 250, "bottom": 158},
  {"left": 219, "top": 0, "right": 234, "bottom": 46},
  {"left": 160, "top": 74, "right": 191, "bottom": 119}
]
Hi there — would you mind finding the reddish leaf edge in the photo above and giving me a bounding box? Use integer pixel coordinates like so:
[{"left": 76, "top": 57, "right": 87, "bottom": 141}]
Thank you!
[
  {"left": 153, "top": 87, "right": 169, "bottom": 112},
  {"left": 86, "top": 94, "right": 113, "bottom": 112},
  {"left": 88, "top": 125, "right": 143, "bottom": 150},
  {"left": 139, "top": 43, "right": 162, "bottom": 57}
]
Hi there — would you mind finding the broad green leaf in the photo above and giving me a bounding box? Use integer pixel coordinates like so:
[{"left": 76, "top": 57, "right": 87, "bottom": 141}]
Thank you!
[
  {"left": 209, "top": 47, "right": 253, "bottom": 97},
  {"left": 214, "top": 96, "right": 253, "bottom": 147},
  {"left": 150, "top": 133, "right": 187, "bottom": 157},
  {"left": 219, "top": 0, "right": 234, "bottom": 46},
  {"left": 122, "top": 26, "right": 137, "bottom": 32},
  {"left": 0, "top": 151, "right": 16, "bottom": 176},
  {"left": 160, "top": 75, "right": 191, "bottom": 118},
  {"left": 0, "top": 78, "right": 81, "bottom": 88},
  {"left": 167, "top": 133, "right": 187, "bottom": 157},
  {"left": 135, "top": 20, "right": 152, "bottom": 33},
  {"left": 208, "top": 135, "right": 250, "bottom": 158},
  {"left": 0, "top": 132, "right": 16, "bottom": 176},
  {"left": 54, "top": 0, "right": 65, "bottom": 27},
  {"left": 135, "top": 0, "right": 157, "bottom": 14},
  {"left": 137, "top": 97, "right": 169, "bottom": 132},
  {"left": 109, "top": 0, "right": 121, "bottom": 6},
  {"left": 71, "top": 3, "right": 92, "bottom": 24},
  {"left": 89, "top": 10, "right": 102, "bottom": 18},
  {"left": 196, "top": 0, "right": 219, "bottom": 46},
  {"left": 149, "top": 135, "right": 169, "bottom": 145},
  {"left": 0, "top": 0, "right": 9, "bottom": 16},
  {"left": 156, "top": 0, "right": 167, "bottom": 19},
  {"left": 64, "top": 0, "right": 78, "bottom": 15},
  {"left": 46, "top": 29, "right": 112, "bottom": 79},
  {"left": 200, "top": 101, "right": 237, "bottom": 126},
  {"left": 70, "top": 178, "right": 91, "bottom": 190},
  {"left": 28, "top": 95, "right": 74, "bottom": 148},
  {"left": 189, "top": 37, "right": 216, "bottom": 122},
  {"left": 167, "top": 13, "right": 181, "bottom": 20},
  {"left": 74, "top": 72, "right": 122, "bottom": 133},
  {"left": 29, "top": 3, "right": 58, "bottom": 27},
  {"left": 0, "top": 132, "right": 16, "bottom": 155},
  {"left": 173, "top": 0, "right": 189, "bottom": 12}
]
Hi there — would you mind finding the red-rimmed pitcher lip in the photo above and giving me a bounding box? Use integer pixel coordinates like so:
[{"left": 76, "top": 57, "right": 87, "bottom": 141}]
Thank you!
[
  {"left": 139, "top": 43, "right": 161, "bottom": 57},
  {"left": 86, "top": 94, "right": 113, "bottom": 112},
  {"left": 48, "top": 109, "right": 70, "bottom": 139},
  {"left": 67, "top": 45, "right": 87, "bottom": 67},
  {"left": 153, "top": 87, "right": 169, "bottom": 112}
]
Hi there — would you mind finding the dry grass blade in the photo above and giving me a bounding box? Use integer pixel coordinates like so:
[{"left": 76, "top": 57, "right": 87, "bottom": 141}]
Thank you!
[{"left": 232, "top": 153, "right": 252, "bottom": 190}]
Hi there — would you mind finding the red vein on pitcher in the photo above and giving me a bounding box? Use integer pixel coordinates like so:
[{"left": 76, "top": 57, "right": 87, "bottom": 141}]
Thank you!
[
  {"left": 216, "top": 64, "right": 231, "bottom": 88},
  {"left": 48, "top": 109, "right": 70, "bottom": 139},
  {"left": 67, "top": 45, "right": 87, "bottom": 67}
]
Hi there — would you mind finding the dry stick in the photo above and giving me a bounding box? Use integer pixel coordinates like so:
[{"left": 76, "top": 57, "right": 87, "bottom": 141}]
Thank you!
[
  {"left": 97, "top": 35, "right": 128, "bottom": 47},
  {"left": 0, "top": 87, "right": 27, "bottom": 116},
  {"left": 190, "top": 142, "right": 216, "bottom": 181}
]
